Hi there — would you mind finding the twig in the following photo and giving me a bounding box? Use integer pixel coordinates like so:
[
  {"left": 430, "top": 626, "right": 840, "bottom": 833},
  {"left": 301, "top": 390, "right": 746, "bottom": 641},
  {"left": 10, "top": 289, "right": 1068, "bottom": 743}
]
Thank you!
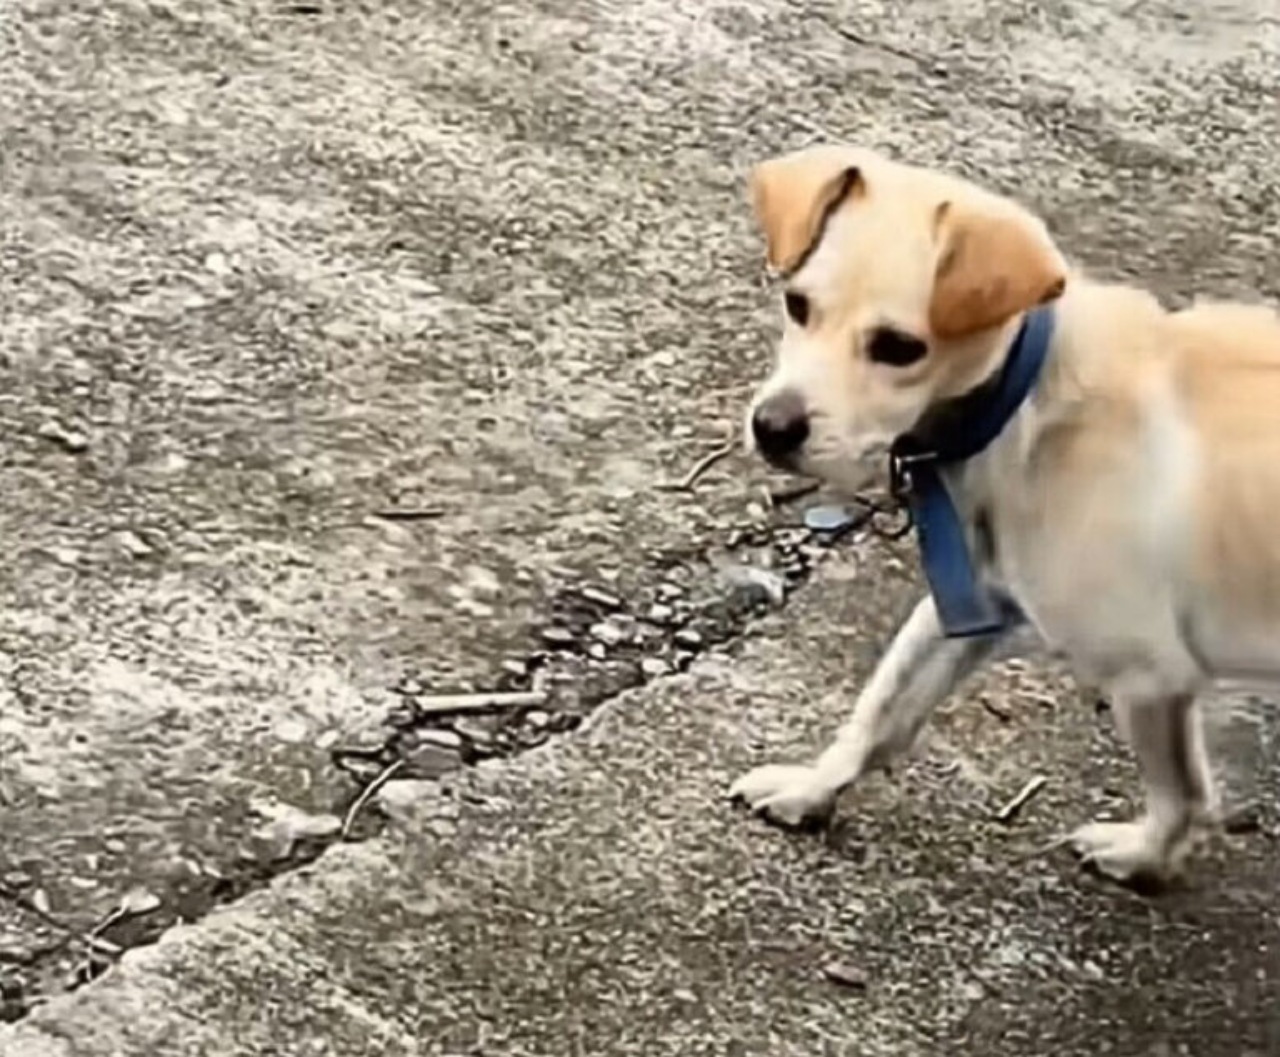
[
  {"left": 994, "top": 775, "right": 1048, "bottom": 824},
  {"left": 1013, "top": 833, "right": 1074, "bottom": 860},
  {"left": 412, "top": 689, "right": 546, "bottom": 717},
  {"left": 768, "top": 479, "right": 820, "bottom": 507},
  {"left": 0, "top": 883, "right": 121, "bottom": 957},
  {"left": 978, "top": 696, "right": 1013, "bottom": 723},
  {"left": 341, "top": 758, "right": 406, "bottom": 839},
  {"left": 656, "top": 441, "right": 736, "bottom": 492},
  {"left": 372, "top": 507, "right": 445, "bottom": 522}
]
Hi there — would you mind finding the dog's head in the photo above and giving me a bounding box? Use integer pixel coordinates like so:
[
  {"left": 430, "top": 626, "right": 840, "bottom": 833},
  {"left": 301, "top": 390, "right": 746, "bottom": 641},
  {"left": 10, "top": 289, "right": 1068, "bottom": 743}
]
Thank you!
[{"left": 745, "top": 145, "right": 1068, "bottom": 491}]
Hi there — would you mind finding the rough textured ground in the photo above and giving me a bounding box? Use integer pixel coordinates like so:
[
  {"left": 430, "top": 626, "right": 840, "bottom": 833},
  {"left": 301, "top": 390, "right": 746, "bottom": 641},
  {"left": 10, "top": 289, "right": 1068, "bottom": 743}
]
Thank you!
[{"left": 0, "top": 0, "right": 1277, "bottom": 1051}]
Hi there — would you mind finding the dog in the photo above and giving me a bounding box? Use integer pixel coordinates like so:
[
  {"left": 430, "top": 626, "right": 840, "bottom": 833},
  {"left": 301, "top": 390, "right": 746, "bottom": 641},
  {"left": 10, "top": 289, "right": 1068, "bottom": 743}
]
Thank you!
[{"left": 729, "top": 144, "right": 1280, "bottom": 886}]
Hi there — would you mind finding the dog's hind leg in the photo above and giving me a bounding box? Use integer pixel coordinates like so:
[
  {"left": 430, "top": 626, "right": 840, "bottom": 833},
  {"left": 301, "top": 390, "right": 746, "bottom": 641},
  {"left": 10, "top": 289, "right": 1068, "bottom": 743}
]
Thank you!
[{"left": 1072, "top": 688, "right": 1216, "bottom": 885}]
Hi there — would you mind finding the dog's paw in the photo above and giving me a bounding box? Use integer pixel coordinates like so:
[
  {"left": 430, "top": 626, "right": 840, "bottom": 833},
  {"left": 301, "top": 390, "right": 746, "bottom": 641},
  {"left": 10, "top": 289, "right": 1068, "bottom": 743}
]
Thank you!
[
  {"left": 728, "top": 764, "right": 837, "bottom": 829},
  {"left": 1070, "top": 819, "right": 1173, "bottom": 887}
]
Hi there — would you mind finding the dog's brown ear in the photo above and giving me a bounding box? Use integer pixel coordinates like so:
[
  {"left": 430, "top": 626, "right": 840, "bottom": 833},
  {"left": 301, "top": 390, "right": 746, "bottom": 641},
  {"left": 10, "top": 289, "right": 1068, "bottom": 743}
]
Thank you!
[
  {"left": 928, "top": 199, "right": 1067, "bottom": 340},
  {"left": 750, "top": 147, "right": 864, "bottom": 275}
]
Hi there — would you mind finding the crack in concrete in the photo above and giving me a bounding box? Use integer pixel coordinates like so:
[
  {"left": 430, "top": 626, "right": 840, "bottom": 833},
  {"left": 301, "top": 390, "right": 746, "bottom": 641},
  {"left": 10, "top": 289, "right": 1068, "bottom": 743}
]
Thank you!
[{"left": 0, "top": 500, "right": 869, "bottom": 1024}]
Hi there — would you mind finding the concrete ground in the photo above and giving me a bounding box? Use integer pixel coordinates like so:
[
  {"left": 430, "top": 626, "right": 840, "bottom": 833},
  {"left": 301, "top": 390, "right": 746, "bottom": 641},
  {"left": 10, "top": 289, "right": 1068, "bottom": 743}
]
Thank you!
[{"left": 0, "top": 0, "right": 1277, "bottom": 1053}]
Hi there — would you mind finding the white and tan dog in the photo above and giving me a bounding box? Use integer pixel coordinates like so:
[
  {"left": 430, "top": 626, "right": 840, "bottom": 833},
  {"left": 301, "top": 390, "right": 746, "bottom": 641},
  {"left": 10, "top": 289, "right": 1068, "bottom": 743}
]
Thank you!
[{"left": 729, "top": 144, "right": 1280, "bottom": 886}]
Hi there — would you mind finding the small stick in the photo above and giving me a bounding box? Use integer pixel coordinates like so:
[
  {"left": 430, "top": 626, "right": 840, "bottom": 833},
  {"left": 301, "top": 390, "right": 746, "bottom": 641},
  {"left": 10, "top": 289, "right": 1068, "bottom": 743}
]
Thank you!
[
  {"left": 657, "top": 441, "right": 735, "bottom": 492},
  {"left": 978, "top": 696, "right": 1013, "bottom": 723},
  {"left": 412, "top": 690, "right": 546, "bottom": 716},
  {"left": 768, "top": 480, "right": 820, "bottom": 507},
  {"left": 994, "top": 775, "right": 1047, "bottom": 824},
  {"left": 372, "top": 507, "right": 445, "bottom": 522},
  {"left": 0, "top": 883, "right": 121, "bottom": 957},
  {"left": 1013, "top": 833, "right": 1074, "bottom": 861},
  {"left": 341, "top": 758, "right": 406, "bottom": 839}
]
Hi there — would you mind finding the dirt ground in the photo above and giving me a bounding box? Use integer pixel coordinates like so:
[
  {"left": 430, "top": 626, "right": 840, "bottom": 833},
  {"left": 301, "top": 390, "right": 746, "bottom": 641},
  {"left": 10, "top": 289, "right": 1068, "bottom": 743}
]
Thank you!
[{"left": 0, "top": 0, "right": 1277, "bottom": 1053}]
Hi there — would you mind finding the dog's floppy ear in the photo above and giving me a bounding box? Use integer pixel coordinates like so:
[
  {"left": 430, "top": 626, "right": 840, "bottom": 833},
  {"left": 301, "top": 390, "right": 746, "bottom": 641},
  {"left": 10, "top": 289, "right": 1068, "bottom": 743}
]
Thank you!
[
  {"left": 928, "top": 198, "right": 1068, "bottom": 340},
  {"left": 749, "top": 147, "right": 864, "bottom": 275}
]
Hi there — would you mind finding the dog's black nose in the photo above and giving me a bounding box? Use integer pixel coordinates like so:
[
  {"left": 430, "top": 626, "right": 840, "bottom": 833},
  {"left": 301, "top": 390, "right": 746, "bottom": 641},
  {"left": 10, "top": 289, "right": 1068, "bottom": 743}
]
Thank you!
[{"left": 751, "top": 390, "right": 810, "bottom": 464}]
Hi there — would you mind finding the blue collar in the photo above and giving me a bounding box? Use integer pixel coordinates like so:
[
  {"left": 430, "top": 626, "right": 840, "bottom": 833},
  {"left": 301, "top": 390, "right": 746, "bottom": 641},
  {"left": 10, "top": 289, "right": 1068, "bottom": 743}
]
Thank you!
[{"left": 889, "top": 304, "right": 1056, "bottom": 638}]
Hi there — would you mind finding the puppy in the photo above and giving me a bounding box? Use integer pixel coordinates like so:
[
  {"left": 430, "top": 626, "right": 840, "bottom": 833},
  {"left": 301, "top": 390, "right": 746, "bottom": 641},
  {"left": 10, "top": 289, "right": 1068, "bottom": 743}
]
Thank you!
[{"left": 729, "top": 144, "right": 1280, "bottom": 886}]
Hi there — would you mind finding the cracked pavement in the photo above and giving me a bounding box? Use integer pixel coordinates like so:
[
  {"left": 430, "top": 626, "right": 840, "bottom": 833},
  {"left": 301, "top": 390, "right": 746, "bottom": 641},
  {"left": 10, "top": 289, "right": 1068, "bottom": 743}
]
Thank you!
[{"left": 1, "top": 0, "right": 1278, "bottom": 1052}]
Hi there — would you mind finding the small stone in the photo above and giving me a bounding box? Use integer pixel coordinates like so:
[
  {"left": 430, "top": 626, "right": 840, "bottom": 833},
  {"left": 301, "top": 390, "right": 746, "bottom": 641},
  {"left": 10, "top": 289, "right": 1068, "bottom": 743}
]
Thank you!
[
  {"left": 540, "top": 626, "right": 577, "bottom": 648},
  {"left": 640, "top": 657, "right": 670, "bottom": 678},
  {"left": 673, "top": 628, "right": 703, "bottom": 649},
  {"left": 821, "top": 960, "right": 868, "bottom": 991},
  {"left": 525, "top": 709, "right": 550, "bottom": 729},
  {"left": 579, "top": 586, "right": 623, "bottom": 610},
  {"left": 375, "top": 779, "right": 438, "bottom": 822},
  {"left": 804, "top": 504, "right": 863, "bottom": 533},
  {"left": 645, "top": 603, "right": 675, "bottom": 625},
  {"left": 417, "top": 728, "right": 464, "bottom": 751},
  {"left": 273, "top": 718, "right": 308, "bottom": 743},
  {"left": 249, "top": 800, "right": 342, "bottom": 860},
  {"left": 590, "top": 621, "right": 627, "bottom": 646},
  {"left": 587, "top": 642, "right": 607, "bottom": 660},
  {"left": 396, "top": 677, "right": 426, "bottom": 696},
  {"left": 37, "top": 421, "right": 89, "bottom": 453},
  {"left": 204, "top": 250, "right": 231, "bottom": 275},
  {"left": 1223, "top": 801, "right": 1262, "bottom": 835},
  {"left": 404, "top": 743, "right": 463, "bottom": 779},
  {"left": 119, "top": 887, "right": 162, "bottom": 917},
  {"left": 30, "top": 889, "right": 51, "bottom": 915},
  {"left": 117, "top": 531, "right": 153, "bottom": 558},
  {"left": 500, "top": 659, "right": 529, "bottom": 679},
  {"left": 453, "top": 719, "right": 494, "bottom": 745},
  {"left": 2, "top": 871, "right": 32, "bottom": 889},
  {"left": 657, "top": 582, "right": 684, "bottom": 601},
  {"left": 721, "top": 564, "right": 786, "bottom": 607}
]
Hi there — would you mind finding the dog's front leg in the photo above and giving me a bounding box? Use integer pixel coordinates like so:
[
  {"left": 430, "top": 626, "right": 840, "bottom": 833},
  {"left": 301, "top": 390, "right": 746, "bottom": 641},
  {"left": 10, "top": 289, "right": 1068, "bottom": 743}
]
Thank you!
[{"left": 730, "top": 594, "right": 1003, "bottom": 828}]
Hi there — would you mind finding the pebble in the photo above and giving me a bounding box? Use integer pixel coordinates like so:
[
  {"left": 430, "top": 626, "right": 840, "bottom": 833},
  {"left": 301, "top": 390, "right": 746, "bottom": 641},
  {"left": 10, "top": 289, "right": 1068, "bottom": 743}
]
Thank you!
[
  {"left": 821, "top": 960, "right": 869, "bottom": 991},
  {"left": 657, "top": 582, "right": 684, "bottom": 601},
  {"left": 417, "top": 728, "right": 464, "bottom": 751},
  {"left": 404, "top": 743, "right": 463, "bottom": 779},
  {"left": 375, "top": 779, "right": 439, "bottom": 823},
  {"left": 587, "top": 642, "right": 607, "bottom": 660},
  {"left": 722, "top": 564, "right": 787, "bottom": 607},
  {"left": 117, "top": 531, "right": 154, "bottom": 558},
  {"left": 273, "top": 718, "right": 309, "bottom": 743},
  {"left": 590, "top": 621, "right": 627, "bottom": 646},
  {"left": 579, "top": 586, "right": 623, "bottom": 610},
  {"left": 37, "top": 420, "right": 88, "bottom": 453},
  {"left": 804, "top": 504, "right": 863, "bottom": 533},
  {"left": 453, "top": 719, "right": 494, "bottom": 745},
  {"left": 673, "top": 628, "right": 703, "bottom": 649},
  {"left": 119, "top": 887, "right": 162, "bottom": 917},
  {"left": 640, "top": 657, "right": 670, "bottom": 677},
  {"left": 645, "top": 603, "right": 675, "bottom": 625},
  {"left": 501, "top": 658, "right": 529, "bottom": 679},
  {"left": 540, "top": 626, "right": 577, "bottom": 648},
  {"left": 525, "top": 709, "right": 550, "bottom": 729}
]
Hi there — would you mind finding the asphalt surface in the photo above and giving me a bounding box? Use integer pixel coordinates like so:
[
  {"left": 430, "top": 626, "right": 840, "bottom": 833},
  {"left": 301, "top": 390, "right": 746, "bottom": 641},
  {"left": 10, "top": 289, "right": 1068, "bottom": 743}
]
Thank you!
[{"left": 1, "top": 0, "right": 1278, "bottom": 1053}]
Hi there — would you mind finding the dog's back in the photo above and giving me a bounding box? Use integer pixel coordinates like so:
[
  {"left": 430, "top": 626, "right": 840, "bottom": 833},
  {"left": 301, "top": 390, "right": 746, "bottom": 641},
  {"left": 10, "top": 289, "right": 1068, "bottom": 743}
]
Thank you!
[{"left": 1170, "top": 301, "right": 1280, "bottom": 672}]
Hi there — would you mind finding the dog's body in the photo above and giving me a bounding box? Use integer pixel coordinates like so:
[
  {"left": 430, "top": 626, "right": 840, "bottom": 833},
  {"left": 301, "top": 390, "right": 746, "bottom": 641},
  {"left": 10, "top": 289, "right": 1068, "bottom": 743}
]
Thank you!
[{"left": 730, "top": 145, "right": 1280, "bottom": 885}]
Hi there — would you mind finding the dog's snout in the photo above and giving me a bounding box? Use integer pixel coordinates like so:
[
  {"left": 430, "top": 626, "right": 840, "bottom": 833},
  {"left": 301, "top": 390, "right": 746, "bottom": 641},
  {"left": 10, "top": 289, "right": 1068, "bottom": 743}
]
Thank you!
[{"left": 752, "top": 390, "right": 810, "bottom": 464}]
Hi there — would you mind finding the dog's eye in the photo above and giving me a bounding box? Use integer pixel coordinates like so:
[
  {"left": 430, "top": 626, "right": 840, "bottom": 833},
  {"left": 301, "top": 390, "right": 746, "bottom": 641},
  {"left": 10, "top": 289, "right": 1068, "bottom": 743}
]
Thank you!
[
  {"left": 866, "top": 326, "right": 928, "bottom": 367},
  {"left": 783, "top": 291, "right": 810, "bottom": 327}
]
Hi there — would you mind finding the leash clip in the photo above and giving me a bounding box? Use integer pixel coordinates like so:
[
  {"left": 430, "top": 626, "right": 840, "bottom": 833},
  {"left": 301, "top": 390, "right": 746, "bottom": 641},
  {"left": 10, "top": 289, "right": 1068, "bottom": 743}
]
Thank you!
[
  {"left": 888, "top": 448, "right": 935, "bottom": 501},
  {"left": 866, "top": 448, "right": 935, "bottom": 542}
]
